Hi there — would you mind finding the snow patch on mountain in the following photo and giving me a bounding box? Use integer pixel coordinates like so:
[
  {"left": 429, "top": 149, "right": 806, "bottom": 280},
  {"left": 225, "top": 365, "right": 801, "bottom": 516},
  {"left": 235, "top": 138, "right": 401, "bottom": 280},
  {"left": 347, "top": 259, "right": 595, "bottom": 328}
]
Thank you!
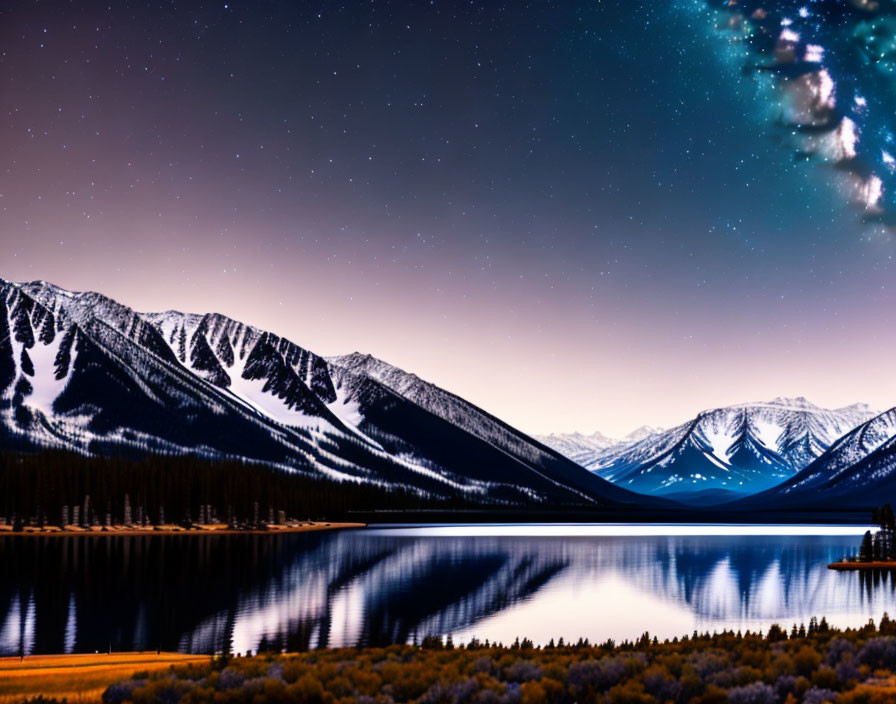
[
  {"left": 20, "top": 326, "right": 76, "bottom": 416},
  {"left": 535, "top": 431, "right": 619, "bottom": 466}
]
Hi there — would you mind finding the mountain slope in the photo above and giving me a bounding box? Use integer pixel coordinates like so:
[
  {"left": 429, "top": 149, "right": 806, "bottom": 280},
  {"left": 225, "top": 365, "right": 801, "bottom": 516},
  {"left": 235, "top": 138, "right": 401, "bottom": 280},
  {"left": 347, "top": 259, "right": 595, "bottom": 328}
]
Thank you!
[
  {"left": 0, "top": 278, "right": 654, "bottom": 508},
  {"left": 579, "top": 398, "right": 874, "bottom": 500},
  {"left": 325, "top": 353, "right": 661, "bottom": 505},
  {"left": 737, "top": 408, "right": 896, "bottom": 509}
]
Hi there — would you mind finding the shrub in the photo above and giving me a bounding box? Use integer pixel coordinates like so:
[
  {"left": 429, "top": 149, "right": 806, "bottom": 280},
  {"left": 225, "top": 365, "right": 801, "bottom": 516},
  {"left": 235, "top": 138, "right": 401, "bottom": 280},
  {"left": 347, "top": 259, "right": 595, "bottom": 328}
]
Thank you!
[
  {"left": 858, "top": 637, "right": 896, "bottom": 670},
  {"left": 811, "top": 665, "right": 838, "bottom": 690},
  {"left": 504, "top": 661, "right": 542, "bottom": 683},
  {"left": 567, "top": 658, "right": 625, "bottom": 695},
  {"left": 794, "top": 645, "right": 822, "bottom": 676},
  {"left": 102, "top": 681, "right": 136, "bottom": 704},
  {"left": 802, "top": 687, "right": 838, "bottom": 704},
  {"left": 726, "top": 681, "right": 776, "bottom": 704},
  {"left": 825, "top": 637, "right": 855, "bottom": 666},
  {"left": 217, "top": 667, "right": 247, "bottom": 689}
]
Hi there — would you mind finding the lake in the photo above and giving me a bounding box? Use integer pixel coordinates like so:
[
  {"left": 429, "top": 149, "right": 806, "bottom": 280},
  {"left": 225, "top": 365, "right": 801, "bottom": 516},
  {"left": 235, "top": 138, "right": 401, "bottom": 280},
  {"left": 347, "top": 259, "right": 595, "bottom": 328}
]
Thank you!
[{"left": 2, "top": 524, "right": 892, "bottom": 656}]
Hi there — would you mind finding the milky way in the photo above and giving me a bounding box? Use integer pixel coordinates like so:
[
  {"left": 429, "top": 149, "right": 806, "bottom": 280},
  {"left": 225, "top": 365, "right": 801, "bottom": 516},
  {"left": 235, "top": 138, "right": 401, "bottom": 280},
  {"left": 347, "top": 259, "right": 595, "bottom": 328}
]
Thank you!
[{"left": 703, "top": 0, "right": 896, "bottom": 224}]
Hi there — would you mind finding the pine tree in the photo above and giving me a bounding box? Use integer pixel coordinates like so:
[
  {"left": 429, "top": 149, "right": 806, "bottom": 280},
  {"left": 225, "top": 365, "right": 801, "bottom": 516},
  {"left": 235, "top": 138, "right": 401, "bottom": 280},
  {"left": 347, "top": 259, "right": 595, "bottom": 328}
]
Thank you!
[
  {"left": 881, "top": 504, "right": 895, "bottom": 530},
  {"left": 860, "top": 530, "right": 874, "bottom": 562},
  {"left": 177, "top": 325, "right": 187, "bottom": 362}
]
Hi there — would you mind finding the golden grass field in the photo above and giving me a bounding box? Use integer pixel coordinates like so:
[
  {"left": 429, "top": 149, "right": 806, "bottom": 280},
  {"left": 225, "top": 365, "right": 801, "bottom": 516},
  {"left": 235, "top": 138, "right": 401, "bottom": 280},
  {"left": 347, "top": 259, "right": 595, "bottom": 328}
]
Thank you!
[{"left": 0, "top": 652, "right": 211, "bottom": 703}]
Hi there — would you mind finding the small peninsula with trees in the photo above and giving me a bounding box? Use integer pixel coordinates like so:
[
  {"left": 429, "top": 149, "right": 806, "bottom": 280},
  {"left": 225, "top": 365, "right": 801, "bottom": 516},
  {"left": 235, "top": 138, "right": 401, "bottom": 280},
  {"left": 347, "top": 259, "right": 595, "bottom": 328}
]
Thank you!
[{"left": 829, "top": 505, "right": 896, "bottom": 571}]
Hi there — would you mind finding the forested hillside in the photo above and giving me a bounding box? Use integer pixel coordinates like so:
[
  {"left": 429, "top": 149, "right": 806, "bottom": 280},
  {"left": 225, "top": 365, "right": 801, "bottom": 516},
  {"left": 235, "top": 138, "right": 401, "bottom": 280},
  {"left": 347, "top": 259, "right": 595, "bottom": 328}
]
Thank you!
[{"left": 0, "top": 451, "right": 491, "bottom": 528}]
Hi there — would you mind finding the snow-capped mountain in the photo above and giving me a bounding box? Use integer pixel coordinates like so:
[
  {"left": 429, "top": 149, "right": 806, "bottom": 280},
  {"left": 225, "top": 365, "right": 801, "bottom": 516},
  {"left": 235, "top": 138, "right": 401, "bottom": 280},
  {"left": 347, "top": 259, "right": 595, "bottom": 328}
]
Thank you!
[
  {"left": 577, "top": 398, "right": 874, "bottom": 500},
  {"left": 536, "top": 427, "right": 663, "bottom": 469},
  {"left": 535, "top": 431, "right": 618, "bottom": 467},
  {"left": 624, "top": 425, "right": 664, "bottom": 443},
  {"left": 0, "top": 278, "right": 654, "bottom": 508},
  {"left": 739, "top": 407, "right": 896, "bottom": 509}
]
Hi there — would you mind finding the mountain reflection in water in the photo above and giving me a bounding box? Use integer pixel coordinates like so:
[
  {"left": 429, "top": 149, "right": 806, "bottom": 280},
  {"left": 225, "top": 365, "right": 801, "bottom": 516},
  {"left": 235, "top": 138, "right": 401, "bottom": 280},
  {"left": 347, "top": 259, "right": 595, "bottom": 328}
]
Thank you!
[{"left": 1, "top": 527, "right": 892, "bottom": 655}]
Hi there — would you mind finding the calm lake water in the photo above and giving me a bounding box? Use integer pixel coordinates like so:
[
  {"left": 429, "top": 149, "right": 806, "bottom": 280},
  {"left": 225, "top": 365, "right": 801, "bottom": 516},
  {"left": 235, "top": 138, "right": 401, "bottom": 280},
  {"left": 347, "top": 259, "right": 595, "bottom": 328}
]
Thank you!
[{"left": 2, "top": 524, "right": 892, "bottom": 656}]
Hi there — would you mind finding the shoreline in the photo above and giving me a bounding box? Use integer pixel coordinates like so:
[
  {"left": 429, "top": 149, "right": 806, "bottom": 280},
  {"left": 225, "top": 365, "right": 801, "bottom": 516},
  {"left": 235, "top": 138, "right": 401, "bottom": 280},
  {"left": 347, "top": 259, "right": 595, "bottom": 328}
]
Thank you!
[
  {"left": 0, "top": 521, "right": 365, "bottom": 537},
  {"left": 345, "top": 508, "right": 875, "bottom": 525}
]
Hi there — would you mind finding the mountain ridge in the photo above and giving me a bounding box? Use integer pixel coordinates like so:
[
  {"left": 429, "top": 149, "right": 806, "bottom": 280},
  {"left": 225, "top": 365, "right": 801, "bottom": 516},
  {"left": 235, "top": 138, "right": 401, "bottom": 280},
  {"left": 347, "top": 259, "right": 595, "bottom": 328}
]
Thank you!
[
  {"left": 0, "top": 277, "right": 658, "bottom": 509},
  {"left": 734, "top": 407, "right": 896, "bottom": 509},
  {"left": 540, "top": 398, "right": 876, "bottom": 502}
]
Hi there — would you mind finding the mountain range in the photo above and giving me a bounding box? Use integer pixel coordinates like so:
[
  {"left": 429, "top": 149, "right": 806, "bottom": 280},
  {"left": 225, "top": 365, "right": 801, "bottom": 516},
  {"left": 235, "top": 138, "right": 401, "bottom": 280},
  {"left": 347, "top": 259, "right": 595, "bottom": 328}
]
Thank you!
[
  {"left": 735, "top": 408, "right": 896, "bottom": 509},
  {"left": 540, "top": 398, "right": 885, "bottom": 505},
  {"left": 535, "top": 427, "right": 660, "bottom": 469},
  {"left": 3, "top": 276, "right": 894, "bottom": 513},
  {"left": 0, "top": 277, "right": 655, "bottom": 510}
]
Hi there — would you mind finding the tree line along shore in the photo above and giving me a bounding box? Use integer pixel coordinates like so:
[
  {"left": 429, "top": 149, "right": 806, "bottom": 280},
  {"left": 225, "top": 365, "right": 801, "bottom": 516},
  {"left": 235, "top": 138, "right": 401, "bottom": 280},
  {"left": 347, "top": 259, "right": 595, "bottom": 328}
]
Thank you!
[{"left": 0, "top": 450, "right": 497, "bottom": 534}]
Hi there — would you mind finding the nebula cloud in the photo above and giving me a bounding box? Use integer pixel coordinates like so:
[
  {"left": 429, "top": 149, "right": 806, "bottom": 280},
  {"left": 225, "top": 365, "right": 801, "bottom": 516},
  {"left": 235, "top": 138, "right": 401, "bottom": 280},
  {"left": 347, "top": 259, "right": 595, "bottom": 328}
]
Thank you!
[{"left": 704, "top": 0, "right": 896, "bottom": 223}]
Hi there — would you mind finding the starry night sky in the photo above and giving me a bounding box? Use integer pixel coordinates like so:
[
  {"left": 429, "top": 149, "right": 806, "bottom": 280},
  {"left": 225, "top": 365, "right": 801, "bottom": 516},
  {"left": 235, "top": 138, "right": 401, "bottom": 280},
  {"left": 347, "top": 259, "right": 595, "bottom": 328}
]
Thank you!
[{"left": 2, "top": 1, "right": 895, "bottom": 436}]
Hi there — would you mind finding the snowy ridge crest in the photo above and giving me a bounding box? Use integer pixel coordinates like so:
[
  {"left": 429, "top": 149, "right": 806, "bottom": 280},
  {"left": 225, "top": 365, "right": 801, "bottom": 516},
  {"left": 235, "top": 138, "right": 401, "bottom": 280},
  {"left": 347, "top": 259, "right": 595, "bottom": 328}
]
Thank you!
[
  {"left": 541, "top": 397, "right": 876, "bottom": 503},
  {"left": 0, "top": 277, "right": 645, "bottom": 508},
  {"left": 743, "top": 407, "right": 896, "bottom": 508}
]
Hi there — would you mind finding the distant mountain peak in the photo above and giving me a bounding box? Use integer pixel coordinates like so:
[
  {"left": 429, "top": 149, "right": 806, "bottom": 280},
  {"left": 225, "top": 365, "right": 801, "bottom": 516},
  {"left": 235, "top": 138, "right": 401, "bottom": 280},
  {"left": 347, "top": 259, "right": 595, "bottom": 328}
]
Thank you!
[
  {"left": 769, "top": 395, "right": 815, "bottom": 407},
  {"left": 625, "top": 425, "right": 663, "bottom": 442},
  {"left": 541, "top": 397, "right": 876, "bottom": 504}
]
